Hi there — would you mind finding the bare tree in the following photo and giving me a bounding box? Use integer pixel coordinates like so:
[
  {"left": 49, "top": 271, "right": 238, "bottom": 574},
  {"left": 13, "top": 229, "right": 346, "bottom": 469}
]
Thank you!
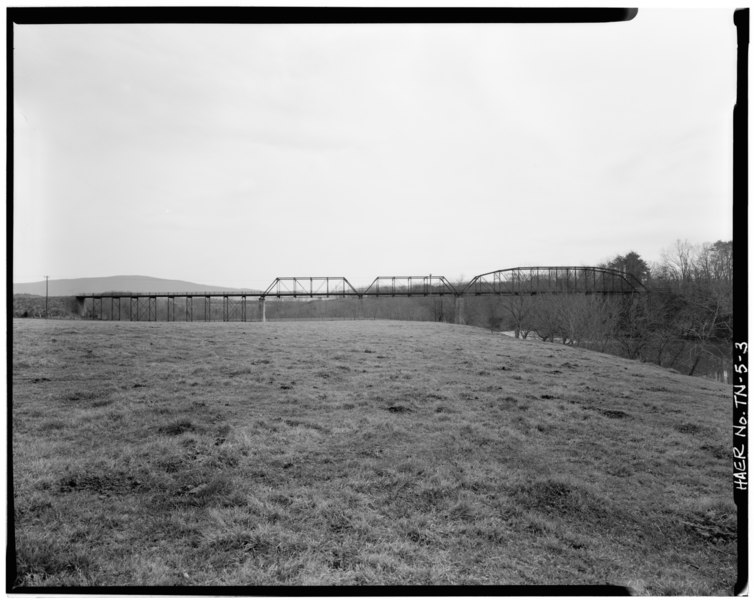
[{"left": 502, "top": 295, "right": 535, "bottom": 338}]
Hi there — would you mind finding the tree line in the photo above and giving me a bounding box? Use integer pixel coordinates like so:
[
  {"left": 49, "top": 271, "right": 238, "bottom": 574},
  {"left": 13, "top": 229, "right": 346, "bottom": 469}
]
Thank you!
[{"left": 460, "top": 240, "right": 732, "bottom": 380}]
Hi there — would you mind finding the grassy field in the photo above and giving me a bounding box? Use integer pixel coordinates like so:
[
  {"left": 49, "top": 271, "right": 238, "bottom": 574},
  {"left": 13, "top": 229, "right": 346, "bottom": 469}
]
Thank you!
[{"left": 10, "top": 318, "right": 736, "bottom": 592}]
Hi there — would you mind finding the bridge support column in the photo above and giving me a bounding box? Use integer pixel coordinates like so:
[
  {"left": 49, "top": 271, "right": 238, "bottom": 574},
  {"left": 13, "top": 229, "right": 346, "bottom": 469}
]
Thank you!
[
  {"left": 259, "top": 297, "right": 266, "bottom": 322},
  {"left": 453, "top": 296, "right": 465, "bottom": 325},
  {"left": 74, "top": 297, "right": 86, "bottom": 317}
]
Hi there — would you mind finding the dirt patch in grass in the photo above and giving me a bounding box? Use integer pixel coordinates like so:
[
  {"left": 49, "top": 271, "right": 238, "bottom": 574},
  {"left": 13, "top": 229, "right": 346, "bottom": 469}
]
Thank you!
[
  {"left": 601, "top": 409, "right": 630, "bottom": 419},
  {"left": 675, "top": 422, "right": 708, "bottom": 435},
  {"left": 509, "top": 479, "right": 622, "bottom": 529},
  {"left": 58, "top": 471, "right": 144, "bottom": 496},
  {"left": 64, "top": 391, "right": 100, "bottom": 403},
  {"left": 158, "top": 419, "right": 195, "bottom": 436}
]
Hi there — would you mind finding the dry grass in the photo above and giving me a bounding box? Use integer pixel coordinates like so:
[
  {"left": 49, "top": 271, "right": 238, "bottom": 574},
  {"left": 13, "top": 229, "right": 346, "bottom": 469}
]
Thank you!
[{"left": 11, "top": 319, "right": 736, "bottom": 592}]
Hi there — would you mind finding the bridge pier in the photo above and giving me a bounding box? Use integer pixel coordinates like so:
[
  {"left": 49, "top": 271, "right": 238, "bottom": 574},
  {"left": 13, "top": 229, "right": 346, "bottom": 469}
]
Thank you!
[
  {"left": 453, "top": 296, "right": 465, "bottom": 325},
  {"left": 259, "top": 297, "right": 266, "bottom": 322}
]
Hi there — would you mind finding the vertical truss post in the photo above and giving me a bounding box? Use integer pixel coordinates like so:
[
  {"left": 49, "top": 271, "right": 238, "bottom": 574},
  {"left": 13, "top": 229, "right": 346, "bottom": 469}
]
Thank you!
[
  {"left": 223, "top": 296, "right": 229, "bottom": 322},
  {"left": 205, "top": 296, "right": 211, "bottom": 322},
  {"left": 242, "top": 296, "right": 247, "bottom": 322}
]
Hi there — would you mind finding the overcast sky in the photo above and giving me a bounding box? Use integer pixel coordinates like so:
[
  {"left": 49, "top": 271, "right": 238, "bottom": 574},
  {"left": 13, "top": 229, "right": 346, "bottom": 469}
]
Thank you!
[{"left": 13, "top": 9, "right": 736, "bottom": 289}]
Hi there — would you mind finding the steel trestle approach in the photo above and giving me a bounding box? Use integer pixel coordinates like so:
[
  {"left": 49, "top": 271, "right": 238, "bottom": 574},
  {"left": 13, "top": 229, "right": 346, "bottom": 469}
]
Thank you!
[{"left": 75, "top": 266, "right": 646, "bottom": 321}]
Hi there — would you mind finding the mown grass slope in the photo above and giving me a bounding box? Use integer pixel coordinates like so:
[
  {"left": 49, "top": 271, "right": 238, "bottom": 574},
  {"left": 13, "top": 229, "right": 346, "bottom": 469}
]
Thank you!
[{"left": 11, "top": 319, "right": 735, "bottom": 592}]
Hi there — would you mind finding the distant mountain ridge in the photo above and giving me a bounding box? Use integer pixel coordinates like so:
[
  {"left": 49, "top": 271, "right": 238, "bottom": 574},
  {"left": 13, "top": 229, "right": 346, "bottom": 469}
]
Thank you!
[{"left": 13, "top": 275, "right": 258, "bottom": 297}]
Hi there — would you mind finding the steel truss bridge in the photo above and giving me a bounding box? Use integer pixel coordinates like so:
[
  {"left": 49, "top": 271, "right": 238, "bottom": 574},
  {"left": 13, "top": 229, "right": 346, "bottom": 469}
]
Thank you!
[{"left": 76, "top": 266, "right": 646, "bottom": 322}]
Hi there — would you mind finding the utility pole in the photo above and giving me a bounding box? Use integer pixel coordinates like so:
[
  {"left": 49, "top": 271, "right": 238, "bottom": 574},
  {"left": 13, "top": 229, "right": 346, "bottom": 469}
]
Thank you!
[{"left": 45, "top": 275, "right": 49, "bottom": 319}]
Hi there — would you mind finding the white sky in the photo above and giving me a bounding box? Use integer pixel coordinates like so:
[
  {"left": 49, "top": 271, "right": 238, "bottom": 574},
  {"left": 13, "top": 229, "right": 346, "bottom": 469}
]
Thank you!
[{"left": 12, "top": 9, "right": 736, "bottom": 289}]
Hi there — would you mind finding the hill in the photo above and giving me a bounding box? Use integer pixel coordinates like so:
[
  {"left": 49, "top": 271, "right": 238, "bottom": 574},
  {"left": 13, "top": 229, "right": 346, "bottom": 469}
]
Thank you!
[
  {"left": 10, "top": 319, "right": 735, "bottom": 592},
  {"left": 13, "top": 275, "right": 257, "bottom": 297}
]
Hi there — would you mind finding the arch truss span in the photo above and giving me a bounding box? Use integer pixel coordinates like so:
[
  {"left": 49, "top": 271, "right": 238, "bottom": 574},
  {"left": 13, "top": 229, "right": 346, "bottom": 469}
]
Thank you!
[
  {"left": 362, "top": 275, "right": 458, "bottom": 297},
  {"left": 461, "top": 266, "right": 646, "bottom": 295},
  {"left": 263, "top": 276, "right": 360, "bottom": 298}
]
